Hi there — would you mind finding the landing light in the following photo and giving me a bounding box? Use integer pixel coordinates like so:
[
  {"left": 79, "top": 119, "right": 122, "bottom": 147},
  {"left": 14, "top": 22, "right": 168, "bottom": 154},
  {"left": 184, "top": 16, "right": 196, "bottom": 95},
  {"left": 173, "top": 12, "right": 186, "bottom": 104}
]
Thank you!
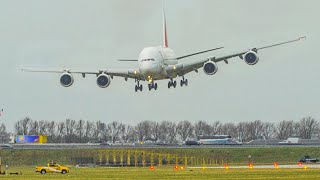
[
  {"left": 134, "top": 70, "right": 137, "bottom": 75},
  {"left": 173, "top": 66, "right": 176, "bottom": 70},
  {"left": 174, "top": 165, "right": 179, "bottom": 170},
  {"left": 150, "top": 165, "right": 155, "bottom": 170}
]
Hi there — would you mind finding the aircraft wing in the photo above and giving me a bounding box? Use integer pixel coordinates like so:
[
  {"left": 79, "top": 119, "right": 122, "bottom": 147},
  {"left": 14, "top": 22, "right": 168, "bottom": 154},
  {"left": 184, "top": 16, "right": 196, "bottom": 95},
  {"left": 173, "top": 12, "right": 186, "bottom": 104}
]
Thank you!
[
  {"left": 22, "top": 68, "right": 145, "bottom": 81},
  {"left": 170, "top": 36, "right": 306, "bottom": 77}
]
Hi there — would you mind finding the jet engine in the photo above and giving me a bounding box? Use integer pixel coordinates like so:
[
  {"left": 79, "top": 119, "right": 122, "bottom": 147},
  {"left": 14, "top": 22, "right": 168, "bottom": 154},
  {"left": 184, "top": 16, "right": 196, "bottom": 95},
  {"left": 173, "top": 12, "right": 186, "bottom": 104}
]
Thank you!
[
  {"left": 97, "top": 73, "right": 111, "bottom": 88},
  {"left": 244, "top": 51, "right": 259, "bottom": 65},
  {"left": 203, "top": 61, "right": 218, "bottom": 75},
  {"left": 60, "top": 72, "right": 74, "bottom": 87}
]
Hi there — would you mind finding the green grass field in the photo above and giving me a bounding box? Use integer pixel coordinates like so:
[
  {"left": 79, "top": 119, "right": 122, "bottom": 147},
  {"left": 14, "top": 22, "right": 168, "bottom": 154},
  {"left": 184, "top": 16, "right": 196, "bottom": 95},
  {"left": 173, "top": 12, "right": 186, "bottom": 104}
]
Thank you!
[
  {"left": 0, "top": 166, "right": 320, "bottom": 180},
  {"left": 1, "top": 147, "right": 320, "bottom": 166},
  {"left": 1, "top": 147, "right": 320, "bottom": 179}
]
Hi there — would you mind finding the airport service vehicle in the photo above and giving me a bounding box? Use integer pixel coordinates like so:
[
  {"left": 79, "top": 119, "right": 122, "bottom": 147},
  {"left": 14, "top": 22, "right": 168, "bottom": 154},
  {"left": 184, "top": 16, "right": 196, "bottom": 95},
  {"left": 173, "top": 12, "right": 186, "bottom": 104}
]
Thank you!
[
  {"left": 35, "top": 162, "right": 70, "bottom": 174},
  {"left": 298, "top": 156, "right": 319, "bottom": 163},
  {"left": 198, "top": 135, "right": 240, "bottom": 145},
  {"left": 22, "top": 9, "right": 305, "bottom": 92},
  {"left": 185, "top": 138, "right": 200, "bottom": 146},
  {"left": 0, "top": 144, "right": 13, "bottom": 149}
]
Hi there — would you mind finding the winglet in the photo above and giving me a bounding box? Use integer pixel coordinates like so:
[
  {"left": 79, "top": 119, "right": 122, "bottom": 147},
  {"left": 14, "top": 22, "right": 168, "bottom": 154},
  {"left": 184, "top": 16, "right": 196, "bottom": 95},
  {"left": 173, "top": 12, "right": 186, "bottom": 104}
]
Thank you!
[
  {"left": 299, "top": 36, "right": 306, "bottom": 40},
  {"left": 163, "top": 4, "right": 168, "bottom": 48}
]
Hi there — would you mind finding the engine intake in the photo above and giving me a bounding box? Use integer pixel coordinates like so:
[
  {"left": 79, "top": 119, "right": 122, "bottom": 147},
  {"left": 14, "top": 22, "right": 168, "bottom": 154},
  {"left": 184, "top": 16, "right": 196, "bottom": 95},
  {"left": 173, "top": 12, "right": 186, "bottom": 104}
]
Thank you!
[
  {"left": 60, "top": 73, "right": 74, "bottom": 87},
  {"left": 97, "top": 74, "right": 111, "bottom": 88},
  {"left": 203, "top": 61, "right": 218, "bottom": 75},
  {"left": 244, "top": 51, "right": 259, "bottom": 65}
]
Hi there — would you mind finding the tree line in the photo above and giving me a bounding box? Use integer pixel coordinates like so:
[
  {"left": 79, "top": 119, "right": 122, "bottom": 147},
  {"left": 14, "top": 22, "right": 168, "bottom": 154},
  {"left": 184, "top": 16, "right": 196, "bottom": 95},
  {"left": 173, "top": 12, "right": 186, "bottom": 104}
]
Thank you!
[{"left": 0, "top": 116, "right": 319, "bottom": 144}]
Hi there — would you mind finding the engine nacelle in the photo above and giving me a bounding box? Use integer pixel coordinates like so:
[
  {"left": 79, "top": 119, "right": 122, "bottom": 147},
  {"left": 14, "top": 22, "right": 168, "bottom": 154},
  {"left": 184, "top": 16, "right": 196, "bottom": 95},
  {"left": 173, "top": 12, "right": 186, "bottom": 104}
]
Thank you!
[
  {"left": 60, "top": 72, "right": 74, "bottom": 87},
  {"left": 203, "top": 61, "right": 218, "bottom": 75},
  {"left": 244, "top": 51, "right": 259, "bottom": 65},
  {"left": 97, "top": 73, "right": 111, "bottom": 88}
]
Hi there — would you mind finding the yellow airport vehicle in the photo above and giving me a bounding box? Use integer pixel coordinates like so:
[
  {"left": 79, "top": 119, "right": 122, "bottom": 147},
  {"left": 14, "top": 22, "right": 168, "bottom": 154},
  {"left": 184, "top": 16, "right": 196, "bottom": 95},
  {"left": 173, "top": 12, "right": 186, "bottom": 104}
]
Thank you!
[{"left": 35, "top": 162, "right": 69, "bottom": 174}]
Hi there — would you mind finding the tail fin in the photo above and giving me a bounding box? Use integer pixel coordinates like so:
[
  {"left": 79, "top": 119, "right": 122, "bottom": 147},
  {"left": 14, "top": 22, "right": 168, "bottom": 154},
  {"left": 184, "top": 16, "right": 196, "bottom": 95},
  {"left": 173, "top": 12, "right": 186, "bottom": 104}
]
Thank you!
[{"left": 163, "top": 7, "right": 168, "bottom": 48}]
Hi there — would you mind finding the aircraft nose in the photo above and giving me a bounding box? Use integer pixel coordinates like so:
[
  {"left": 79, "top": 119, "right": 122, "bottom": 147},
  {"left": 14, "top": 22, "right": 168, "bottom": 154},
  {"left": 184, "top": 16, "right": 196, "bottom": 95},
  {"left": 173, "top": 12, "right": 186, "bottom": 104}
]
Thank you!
[{"left": 140, "top": 63, "right": 159, "bottom": 74}]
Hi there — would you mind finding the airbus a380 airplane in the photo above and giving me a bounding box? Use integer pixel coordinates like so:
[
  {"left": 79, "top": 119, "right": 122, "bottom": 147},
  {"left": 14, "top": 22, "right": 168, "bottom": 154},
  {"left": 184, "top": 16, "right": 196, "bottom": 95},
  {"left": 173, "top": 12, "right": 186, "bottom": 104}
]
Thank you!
[{"left": 23, "top": 10, "right": 305, "bottom": 92}]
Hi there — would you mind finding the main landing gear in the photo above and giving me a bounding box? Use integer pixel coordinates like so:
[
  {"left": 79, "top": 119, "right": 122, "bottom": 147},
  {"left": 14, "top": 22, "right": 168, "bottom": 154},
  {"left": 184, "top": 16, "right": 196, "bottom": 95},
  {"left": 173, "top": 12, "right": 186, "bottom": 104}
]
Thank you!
[
  {"left": 168, "top": 77, "right": 188, "bottom": 89},
  {"left": 148, "top": 82, "right": 158, "bottom": 91},
  {"left": 135, "top": 80, "right": 143, "bottom": 92},
  {"left": 180, "top": 76, "right": 188, "bottom": 87},
  {"left": 168, "top": 78, "right": 177, "bottom": 89}
]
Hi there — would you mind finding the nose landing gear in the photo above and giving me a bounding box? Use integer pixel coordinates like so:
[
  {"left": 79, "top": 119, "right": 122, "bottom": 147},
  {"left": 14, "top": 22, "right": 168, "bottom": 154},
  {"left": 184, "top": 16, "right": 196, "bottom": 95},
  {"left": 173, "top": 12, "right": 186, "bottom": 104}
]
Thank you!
[{"left": 148, "top": 82, "right": 158, "bottom": 91}]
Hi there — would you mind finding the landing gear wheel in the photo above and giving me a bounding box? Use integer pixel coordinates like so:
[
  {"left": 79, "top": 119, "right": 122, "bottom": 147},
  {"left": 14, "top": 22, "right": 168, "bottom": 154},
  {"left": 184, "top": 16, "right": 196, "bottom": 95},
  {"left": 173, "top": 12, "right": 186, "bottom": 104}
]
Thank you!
[
  {"left": 173, "top": 81, "right": 177, "bottom": 88},
  {"left": 135, "top": 80, "right": 143, "bottom": 92},
  {"left": 185, "top": 79, "right": 188, "bottom": 86},
  {"left": 180, "top": 80, "right": 183, "bottom": 87},
  {"left": 154, "top": 83, "right": 158, "bottom": 90},
  {"left": 148, "top": 84, "right": 152, "bottom": 91},
  {"left": 168, "top": 81, "right": 171, "bottom": 89}
]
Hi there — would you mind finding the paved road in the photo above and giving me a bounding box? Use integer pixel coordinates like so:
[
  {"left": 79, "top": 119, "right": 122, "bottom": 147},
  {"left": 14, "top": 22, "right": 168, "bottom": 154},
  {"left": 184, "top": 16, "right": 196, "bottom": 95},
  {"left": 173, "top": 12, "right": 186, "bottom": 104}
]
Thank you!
[{"left": 8, "top": 143, "right": 320, "bottom": 150}]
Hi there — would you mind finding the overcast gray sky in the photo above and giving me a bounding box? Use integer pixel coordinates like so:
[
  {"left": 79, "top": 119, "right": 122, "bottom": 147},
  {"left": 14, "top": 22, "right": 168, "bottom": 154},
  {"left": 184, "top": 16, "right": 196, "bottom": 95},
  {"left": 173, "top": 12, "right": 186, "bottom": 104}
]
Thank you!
[{"left": 0, "top": 0, "right": 319, "bottom": 132}]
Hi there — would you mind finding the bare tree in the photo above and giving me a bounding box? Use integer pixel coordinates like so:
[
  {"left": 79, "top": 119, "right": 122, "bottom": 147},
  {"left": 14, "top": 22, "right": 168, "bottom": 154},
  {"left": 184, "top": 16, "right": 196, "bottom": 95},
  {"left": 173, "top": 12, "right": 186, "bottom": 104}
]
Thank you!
[
  {"left": 298, "top": 116, "right": 319, "bottom": 139},
  {"left": 17, "top": 117, "right": 32, "bottom": 135},
  {"left": 211, "top": 121, "right": 222, "bottom": 135},
  {"left": 194, "top": 121, "right": 210, "bottom": 136},
  {"left": 92, "top": 121, "right": 107, "bottom": 142},
  {"left": 275, "top": 120, "right": 295, "bottom": 140},
  {"left": 107, "top": 121, "right": 122, "bottom": 143},
  {"left": 47, "top": 121, "right": 57, "bottom": 142},
  {"left": 237, "top": 122, "right": 251, "bottom": 142},
  {"left": 177, "top": 120, "right": 194, "bottom": 141},
  {"left": 8, "top": 117, "right": 320, "bottom": 143},
  {"left": 248, "top": 120, "right": 264, "bottom": 140},
  {"left": 65, "top": 119, "right": 76, "bottom": 143},
  {"left": 76, "top": 119, "right": 85, "bottom": 143},
  {"left": 135, "top": 120, "right": 152, "bottom": 142},
  {"left": 14, "top": 121, "right": 23, "bottom": 135},
  {"left": 29, "top": 120, "right": 39, "bottom": 135},
  {"left": 261, "top": 122, "right": 275, "bottom": 140},
  {"left": 158, "top": 121, "right": 177, "bottom": 143},
  {"left": 56, "top": 121, "right": 66, "bottom": 143},
  {"left": 0, "top": 123, "right": 10, "bottom": 143},
  {"left": 119, "top": 124, "right": 134, "bottom": 143},
  {"left": 220, "top": 122, "right": 237, "bottom": 139},
  {"left": 150, "top": 121, "right": 161, "bottom": 142}
]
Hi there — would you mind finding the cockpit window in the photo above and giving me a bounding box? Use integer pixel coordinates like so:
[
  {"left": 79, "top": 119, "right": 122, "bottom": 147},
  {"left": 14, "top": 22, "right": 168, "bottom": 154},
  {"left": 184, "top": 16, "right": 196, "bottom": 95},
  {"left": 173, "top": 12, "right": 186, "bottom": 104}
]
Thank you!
[{"left": 141, "top": 58, "right": 155, "bottom": 62}]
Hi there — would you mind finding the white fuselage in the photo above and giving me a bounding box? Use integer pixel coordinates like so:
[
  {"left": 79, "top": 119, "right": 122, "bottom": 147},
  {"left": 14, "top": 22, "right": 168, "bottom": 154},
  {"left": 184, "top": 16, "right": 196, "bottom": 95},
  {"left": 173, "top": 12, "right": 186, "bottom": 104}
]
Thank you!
[{"left": 138, "top": 46, "right": 178, "bottom": 82}]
